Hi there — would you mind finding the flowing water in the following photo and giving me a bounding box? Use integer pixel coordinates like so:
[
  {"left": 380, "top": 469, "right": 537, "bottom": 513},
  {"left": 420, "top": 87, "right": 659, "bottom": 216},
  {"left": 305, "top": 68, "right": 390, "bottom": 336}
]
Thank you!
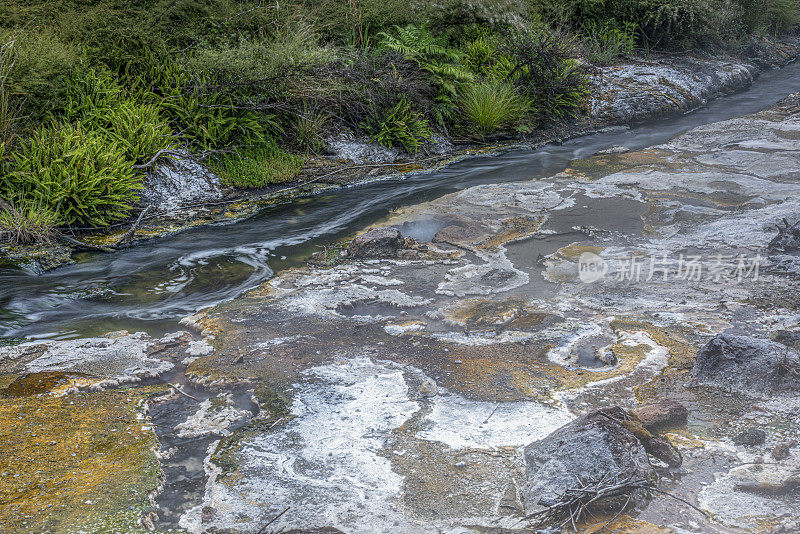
[{"left": 1, "top": 61, "right": 799, "bottom": 341}]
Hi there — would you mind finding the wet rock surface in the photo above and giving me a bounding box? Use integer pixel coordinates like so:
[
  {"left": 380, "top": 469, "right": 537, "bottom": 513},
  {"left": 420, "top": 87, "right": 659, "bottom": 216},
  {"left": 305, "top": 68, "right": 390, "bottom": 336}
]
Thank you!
[
  {"left": 142, "top": 155, "right": 226, "bottom": 212},
  {"left": 633, "top": 400, "right": 688, "bottom": 431},
  {"left": 346, "top": 227, "right": 407, "bottom": 258},
  {"left": 591, "top": 57, "right": 758, "bottom": 124}
]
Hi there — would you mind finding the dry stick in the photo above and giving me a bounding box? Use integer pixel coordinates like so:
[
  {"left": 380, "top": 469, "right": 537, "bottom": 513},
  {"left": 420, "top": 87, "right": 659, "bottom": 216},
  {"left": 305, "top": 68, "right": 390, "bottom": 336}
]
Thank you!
[
  {"left": 257, "top": 506, "right": 290, "bottom": 534},
  {"left": 171, "top": 384, "right": 200, "bottom": 402},
  {"left": 131, "top": 149, "right": 183, "bottom": 170},
  {"left": 114, "top": 205, "right": 152, "bottom": 247},
  {"left": 647, "top": 487, "right": 708, "bottom": 517},
  {"left": 482, "top": 402, "right": 501, "bottom": 424},
  {"left": 589, "top": 491, "right": 633, "bottom": 534}
]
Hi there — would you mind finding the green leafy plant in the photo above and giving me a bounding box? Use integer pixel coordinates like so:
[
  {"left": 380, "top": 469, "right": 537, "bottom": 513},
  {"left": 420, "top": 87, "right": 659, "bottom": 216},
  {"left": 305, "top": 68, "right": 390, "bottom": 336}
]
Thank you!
[
  {"left": 63, "top": 68, "right": 175, "bottom": 164},
  {"left": 212, "top": 142, "right": 305, "bottom": 188},
  {"left": 458, "top": 80, "right": 529, "bottom": 136},
  {"left": 92, "top": 100, "right": 174, "bottom": 165},
  {"left": 509, "top": 30, "right": 589, "bottom": 122},
  {"left": 462, "top": 32, "right": 515, "bottom": 80},
  {"left": 583, "top": 20, "right": 637, "bottom": 65},
  {"left": 5, "top": 123, "right": 141, "bottom": 226},
  {"left": 0, "top": 199, "right": 58, "bottom": 245},
  {"left": 362, "top": 94, "right": 432, "bottom": 152},
  {"left": 379, "top": 24, "right": 474, "bottom": 127},
  {"left": 162, "top": 85, "right": 271, "bottom": 150}
]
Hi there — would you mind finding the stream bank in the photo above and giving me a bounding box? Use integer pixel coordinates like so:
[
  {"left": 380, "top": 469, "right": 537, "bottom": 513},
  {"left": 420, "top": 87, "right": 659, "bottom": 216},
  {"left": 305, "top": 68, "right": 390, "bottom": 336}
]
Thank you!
[{"left": 3, "top": 42, "right": 798, "bottom": 274}]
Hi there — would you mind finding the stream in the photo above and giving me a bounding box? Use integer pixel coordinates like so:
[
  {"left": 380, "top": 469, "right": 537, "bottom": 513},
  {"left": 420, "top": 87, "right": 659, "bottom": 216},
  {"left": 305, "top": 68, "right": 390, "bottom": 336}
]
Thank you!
[{"left": 0, "top": 60, "right": 798, "bottom": 342}]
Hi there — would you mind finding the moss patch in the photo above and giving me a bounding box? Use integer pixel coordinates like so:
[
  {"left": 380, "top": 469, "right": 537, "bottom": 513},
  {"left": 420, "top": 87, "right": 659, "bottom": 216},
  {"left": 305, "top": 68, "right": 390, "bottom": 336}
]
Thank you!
[{"left": 0, "top": 386, "right": 166, "bottom": 533}]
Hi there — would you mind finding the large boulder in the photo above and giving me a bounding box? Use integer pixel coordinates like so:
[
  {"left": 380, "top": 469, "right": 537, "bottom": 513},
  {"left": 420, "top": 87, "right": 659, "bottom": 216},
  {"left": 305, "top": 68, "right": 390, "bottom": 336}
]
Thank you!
[
  {"left": 692, "top": 333, "right": 800, "bottom": 397},
  {"left": 523, "top": 407, "right": 655, "bottom": 513},
  {"left": 347, "top": 228, "right": 405, "bottom": 258}
]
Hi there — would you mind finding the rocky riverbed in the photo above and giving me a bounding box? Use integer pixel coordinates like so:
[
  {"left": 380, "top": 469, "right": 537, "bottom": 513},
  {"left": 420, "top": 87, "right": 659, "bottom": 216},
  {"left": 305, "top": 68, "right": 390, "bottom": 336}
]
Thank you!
[{"left": 3, "top": 91, "right": 799, "bottom": 532}]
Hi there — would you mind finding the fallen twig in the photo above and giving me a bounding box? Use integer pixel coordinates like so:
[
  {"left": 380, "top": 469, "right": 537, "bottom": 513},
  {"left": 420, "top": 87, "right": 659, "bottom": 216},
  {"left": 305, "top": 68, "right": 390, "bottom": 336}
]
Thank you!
[
  {"left": 523, "top": 474, "right": 651, "bottom": 532},
  {"left": 56, "top": 233, "right": 115, "bottom": 253},
  {"left": 131, "top": 149, "right": 182, "bottom": 170},
  {"left": 257, "top": 505, "right": 290, "bottom": 534},
  {"left": 171, "top": 384, "right": 200, "bottom": 402},
  {"left": 114, "top": 206, "right": 152, "bottom": 247}
]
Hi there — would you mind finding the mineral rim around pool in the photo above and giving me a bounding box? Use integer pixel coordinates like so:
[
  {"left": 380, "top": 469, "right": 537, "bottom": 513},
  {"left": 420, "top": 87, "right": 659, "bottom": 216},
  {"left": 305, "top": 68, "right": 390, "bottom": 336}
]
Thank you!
[{"left": 5, "top": 96, "right": 800, "bottom": 533}]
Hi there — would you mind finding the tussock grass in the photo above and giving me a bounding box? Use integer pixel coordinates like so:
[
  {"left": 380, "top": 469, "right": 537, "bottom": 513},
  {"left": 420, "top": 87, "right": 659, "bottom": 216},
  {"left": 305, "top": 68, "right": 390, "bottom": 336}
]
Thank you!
[{"left": 458, "top": 80, "right": 529, "bottom": 136}]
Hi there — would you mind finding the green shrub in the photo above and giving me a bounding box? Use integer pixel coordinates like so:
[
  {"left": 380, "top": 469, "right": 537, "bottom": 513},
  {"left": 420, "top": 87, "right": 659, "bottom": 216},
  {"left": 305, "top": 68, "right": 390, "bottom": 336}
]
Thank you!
[
  {"left": 305, "top": 51, "right": 437, "bottom": 136},
  {"left": 527, "top": 0, "right": 742, "bottom": 50},
  {"left": 423, "top": 0, "right": 529, "bottom": 36},
  {"left": 0, "top": 29, "right": 77, "bottom": 119},
  {"left": 0, "top": 199, "right": 58, "bottom": 245},
  {"left": 740, "top": 0, "right": 800, "bottom": 35},
  {"left": 0, "top": 41, "right": 23, "bottom": 153},
  {"left": 361, "top": 94, "right": 432, "bottom": 153},
  {"left": 5, "top": 123, "right": 141, "bottom": 226},
  {"left": 379, "top": 24, "right": 473, "bottom": 126},
  {"left": 303, "top": 0, "right": 418, "bottom": 42},
  {"left": 458, "top": 80, "right": 530, "bottom": 136},
  {"left": 212, "top": 142, "right": 305, "bottom": 188},
  {"left": 462, "top": 32, "right": 515, "bottom": 80},
  {"left": 162, "top": 85, "right": 270, "bottom": 150},
  {"left": 583, "top": 20, "right": 637, "bottom": 65},
  {"left": 62, "top": 68, "right": 175, "bottom": 164},
  {"left": 509, "top": 30, "right": 589, "bottom": 121},
  {"left": 190, "top": 18, "right": 335, "bottom": 85}
]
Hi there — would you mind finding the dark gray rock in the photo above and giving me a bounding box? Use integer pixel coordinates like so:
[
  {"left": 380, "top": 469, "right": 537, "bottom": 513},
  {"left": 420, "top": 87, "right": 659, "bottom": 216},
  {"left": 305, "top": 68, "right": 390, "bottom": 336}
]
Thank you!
[
  {"left": 768, "top": 219, "right": 800, "bottom": 253},
  {"left": 633, "top": 400, "right": 688, "bottom": 431},
  {"left": 523, "top": 407, "right": 654, "bottom": 513},
  {"left": 643, "top": 435, "right": 683, "bottom": 467},
  {"left": 734, "top": 427, "right": 766, "bottom": 446},
  {"left": 771, "top": 329, "right": 800, "bottom": 350},
  {"left": 773, "top": 442, "right": 791, "bottom": 460},
  {"left": 692, "top": 333, "right": 800, "bottom": 397},
  {"left": 432, "top": 223, "right": 484, "bottom": 244},
  {"left": 347, "top": 228, "right": 405, "bottom": 258}
]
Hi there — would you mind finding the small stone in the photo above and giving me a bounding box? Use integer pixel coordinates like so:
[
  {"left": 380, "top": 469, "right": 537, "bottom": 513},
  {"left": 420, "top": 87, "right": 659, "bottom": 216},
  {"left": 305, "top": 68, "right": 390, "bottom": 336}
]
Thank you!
[
  {"left": 633, "top": 400, "right": 688, "bottom": 431},
  {"left": 773, "top": 443, "right": 791, "bottom": 460},
  {"left": 201, "top": 505, "right": 215, "bottom": 522},
  {"left": 595, "top": 347, "right": 617, "bottom": 366},
  {"left": 419, "top": 378, "right": 438, "bottom": 397},
  {"left": 347, "top": 228, "right": 405, "bottom": 258},
  {"left": 734, "top": 427, "right": 766, "bottom": 446}
]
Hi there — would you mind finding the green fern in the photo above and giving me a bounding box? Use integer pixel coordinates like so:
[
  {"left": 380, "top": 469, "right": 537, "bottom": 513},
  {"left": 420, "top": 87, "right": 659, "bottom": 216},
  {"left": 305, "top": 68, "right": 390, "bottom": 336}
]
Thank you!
[
  {"left": 379, "top": 24, "right": 473, "bottom": 128},
  {"left": 361, "top": 94, "right": 432, "bottom": 153},
  {"left": 5, "top": 122, "right": 141, "bottom": 227}
]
